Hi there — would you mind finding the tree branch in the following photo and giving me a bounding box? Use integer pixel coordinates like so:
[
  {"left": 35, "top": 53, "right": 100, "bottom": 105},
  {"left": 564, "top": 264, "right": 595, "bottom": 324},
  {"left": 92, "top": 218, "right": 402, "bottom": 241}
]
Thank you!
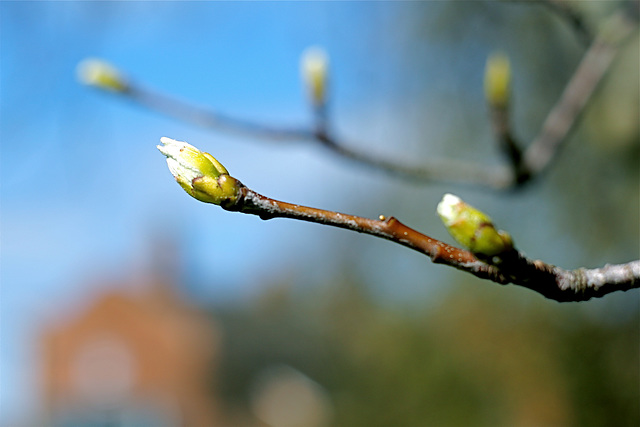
[
  {"left": 126, "top": 83, "right": 512, "bottom": 188},
  {"left": 539, "top": 0, "right": 593, "bottom": 46},
  {"left": 521, "top": 2, "right": 639, "bottom": 177},
  {"left": 81, "top": 2, "right": 637, "bottom": 191},
  {"left": 491, "top": 2, "right": 639, "bottom": 184},
  {"left": 224, "top": 184, "right": 639, "bottom": 302},
  {"left": 156, "top": 137, "right": 639, "bottom": 302}
]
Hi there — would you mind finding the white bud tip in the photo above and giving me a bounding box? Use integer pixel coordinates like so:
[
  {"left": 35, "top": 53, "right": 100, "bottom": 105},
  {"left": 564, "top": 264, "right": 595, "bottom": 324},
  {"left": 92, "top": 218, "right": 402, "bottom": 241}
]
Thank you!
[
  {"left": 76, "top": 58, "right": 127, "bottom": 91},
  {"left": 301, "top": 46, "right": 329, "bottom": 72},
  {"left": 157, "top": 136, "right": 177, "bottom": 157},
  {"left": 437, "top": 193, "right": 461, "bottom": 222},
  {"left": 157, "top": 137, "right": 194, "bottom": 157},
  {"left": 156, "top": 137, "right": 203, "bottom": 183}
]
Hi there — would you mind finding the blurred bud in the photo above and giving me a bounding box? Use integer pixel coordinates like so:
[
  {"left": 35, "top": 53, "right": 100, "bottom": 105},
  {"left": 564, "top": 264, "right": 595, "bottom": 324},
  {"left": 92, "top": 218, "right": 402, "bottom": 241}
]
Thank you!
[
  {"left": 301, "top": 46, "right": 329, "bottom": 107},
  {"left": 250, "top": 365, "right": 333, "bottom": 427},
  {"left": 76, "top": 58, "right": 129, "bottom": 93},
  {"left": 484, "top": 52, "right": 511, "bottom": 108},
  {"left": 437, "top": 194, "right": 513, "bottom": 257},
  {"left": 157, "top": 137, "right": 241, "bottom": 205}
]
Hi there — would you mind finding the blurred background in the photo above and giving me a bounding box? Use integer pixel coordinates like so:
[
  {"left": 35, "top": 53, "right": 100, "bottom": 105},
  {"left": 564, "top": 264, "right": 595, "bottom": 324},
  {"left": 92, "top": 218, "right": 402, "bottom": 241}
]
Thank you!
[{"left": 1, "top": 1, "right": 638, "bottom": 426}]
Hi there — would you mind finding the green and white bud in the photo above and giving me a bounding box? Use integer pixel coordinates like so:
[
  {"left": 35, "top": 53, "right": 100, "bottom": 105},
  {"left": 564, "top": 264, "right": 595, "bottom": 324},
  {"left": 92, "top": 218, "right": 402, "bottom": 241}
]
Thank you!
[
  {"left": 301, "top": 46, "right": 329, "bottom": 107},
  {"left": 76, "top": 58, "right": 129, "bottom": 93},
  {"left": 437, "top": 193, "right": 513, "bottom": 257},
  {"left": 484, "top": 52, "right": 511, "bottom": 108},
  {"left": 157, "top": 137, "right": 241, "bottom": 205}
]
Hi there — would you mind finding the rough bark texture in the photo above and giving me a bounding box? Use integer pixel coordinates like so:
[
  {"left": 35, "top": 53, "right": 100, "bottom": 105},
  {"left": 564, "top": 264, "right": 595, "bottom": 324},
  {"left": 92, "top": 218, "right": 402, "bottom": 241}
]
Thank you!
[{"left": 222, "top": 186, "right": 640, "bottom": 303}]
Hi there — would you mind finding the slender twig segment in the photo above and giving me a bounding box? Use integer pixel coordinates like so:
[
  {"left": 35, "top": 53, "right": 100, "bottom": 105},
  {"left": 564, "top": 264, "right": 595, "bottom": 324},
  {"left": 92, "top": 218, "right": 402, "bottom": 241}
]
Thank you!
[
  {"left": 539, "top": 0, "right": 593, "bottom": 46},
  {"left": 130, "top": 80, "right": 512, "bottom": 187},
  {"left": 133, "top": 86, "right": 312, "bottom": 142},
  {"left": 228, "top": 186, "right": 639, "bottom": 302},
  {"left": 230, "top": 186, "right": 506, "bottom": 284},
  {"left": 486, "top": 2, "right": 639, "bottom": 186},
  {"left": 78, "top": 58, "right": 512, "bottom": 188},
  {"left": 521, "top": 4, "right": 639, "bottom": 176},
  {"left": 491, "top": 252, "right": 640, "bottom": 302},
  {"left": 156, "top": 138, "right": 640, "bottom": 302},
  {"left": 484, "top": 53, "right": 530, "bottom": 184},
  {"left": 80, "top": 3, "right": 638, "bottom": 190}
]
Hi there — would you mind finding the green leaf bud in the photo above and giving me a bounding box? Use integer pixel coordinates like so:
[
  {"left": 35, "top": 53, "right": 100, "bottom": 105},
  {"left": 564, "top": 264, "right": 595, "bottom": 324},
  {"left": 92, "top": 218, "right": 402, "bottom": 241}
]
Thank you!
[
  {"left": 76, "top": 58, "right": 129, "bottom": 93},
  {"left": 484, "top": 52, "right": 511, "bottom": 108},
  {"left": 437, "top": 193, "right": 513, "bottom": 257},
  {"left": 157, "top": 137, "right": 241, "bottom": 205},
  {"left": 301, "top": 46, "right": 329, "bottom": 107}
]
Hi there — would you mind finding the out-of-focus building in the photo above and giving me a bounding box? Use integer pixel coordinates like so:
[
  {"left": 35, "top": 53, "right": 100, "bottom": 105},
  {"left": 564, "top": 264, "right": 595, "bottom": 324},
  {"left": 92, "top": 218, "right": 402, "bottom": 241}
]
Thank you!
[
  {"left": 35, "top": 237, "right": 333, "bottom": 427},
  {"left": 38, "top": 236, "right": 223, "bottom": 427},
  {"left": 40, "top": 279, "right": 221, "bottom": 427}
]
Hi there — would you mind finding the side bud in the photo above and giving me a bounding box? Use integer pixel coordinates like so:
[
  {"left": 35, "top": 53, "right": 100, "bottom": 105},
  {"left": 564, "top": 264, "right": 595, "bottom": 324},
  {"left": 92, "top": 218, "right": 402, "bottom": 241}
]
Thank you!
[
  {"left": 157, "top": 137, "right": 241, "bottom": 205},
  {"left": 300, "top": 46, "right": 329, "bottom": 107},
  {"left": 76, "top": 58, "right": 129, "bottom": 93},
  {"left": 484, "top": 52, "right": 511, "bottom": 108},
  {"left": 437, "top": 194, "right": 513, "bottom": 257}
]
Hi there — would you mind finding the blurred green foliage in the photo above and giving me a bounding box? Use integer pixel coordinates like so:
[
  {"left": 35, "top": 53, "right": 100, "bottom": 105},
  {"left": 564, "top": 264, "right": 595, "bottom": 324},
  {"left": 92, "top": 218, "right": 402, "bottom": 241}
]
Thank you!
[
  {"left": 211, "top": 276, "right": 639, "bottom": 427},
  {"left": 205, "top": 4, "right": 639, "bottom": 425}
]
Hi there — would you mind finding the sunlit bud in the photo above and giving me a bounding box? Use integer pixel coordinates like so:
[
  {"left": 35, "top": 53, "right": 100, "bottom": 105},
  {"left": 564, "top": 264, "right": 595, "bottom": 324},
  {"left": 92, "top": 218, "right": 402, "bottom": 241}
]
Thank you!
[
  {"left": 484, "top": 52, "right": 511, "bottom": 108},
  {"left": 157, "top": 137, "right": 241, "bottom": 205},
  {"left": 437, "top": 194, "right": 513, "bottom": 257},
  {"left": 76, "top": 58, "right": 129, "bottom": 93},
  {"left": 301, "top": 46, "right": 329, "bottom": 107}
]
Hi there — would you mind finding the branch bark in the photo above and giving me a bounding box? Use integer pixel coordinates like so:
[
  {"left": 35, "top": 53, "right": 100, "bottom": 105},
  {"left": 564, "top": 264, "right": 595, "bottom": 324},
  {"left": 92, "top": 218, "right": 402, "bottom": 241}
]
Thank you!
[{"left": 220, "top": 184, "right": 639, "bottom": 302}]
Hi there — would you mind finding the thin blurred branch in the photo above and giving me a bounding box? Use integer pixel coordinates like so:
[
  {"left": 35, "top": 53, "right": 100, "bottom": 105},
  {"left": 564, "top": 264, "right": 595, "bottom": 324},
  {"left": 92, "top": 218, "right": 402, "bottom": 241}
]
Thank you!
[
  {"left": 88, "top": 2, "right": 636, "bottom": 191},
  {"left": 539, "top": 0, "right": 593, "bottom": 46},
  {"left": 488, "top": 0, "right": 639, "bottom": 186},
  {"left": 488, "top": 107, "right": 530, "bottom": 184},
  {"left": 224, "top": 183, "right": 640, "bottom": 302},
  {"left": 521, "top": 2, "right": 639, "bottom": 177},
  {"left": 129, "top": 85, "right": 312, "bottom": 142},
  {"left": 126, "top": 82, "right": 513, "bottom": 189}
]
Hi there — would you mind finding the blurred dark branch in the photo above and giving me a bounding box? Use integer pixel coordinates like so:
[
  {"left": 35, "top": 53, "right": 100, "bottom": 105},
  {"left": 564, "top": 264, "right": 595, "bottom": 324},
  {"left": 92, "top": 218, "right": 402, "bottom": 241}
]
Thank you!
[
  {"left": 488, "top": 106, "right": 530, "bottom": 184},
  {"left": 224, "top": 184, "right": 640, "bottom": 302},
  {"left": 539, "top": 0, "right": 593, "bottom": 46},
  {"left": 126, "top": 83, "right": 512, "bottom": 189},
  {"left": 87, "top": 1, "right": 636, "bottom": 191},
  {"left": 129, "top": 85, "right": 312, "bottom": 142},
  {"left": 490, "top": 1, "right": 639, "bottom": 186},
  {"left": 520, "top": 2, "right": 639, "bottom": 177}
]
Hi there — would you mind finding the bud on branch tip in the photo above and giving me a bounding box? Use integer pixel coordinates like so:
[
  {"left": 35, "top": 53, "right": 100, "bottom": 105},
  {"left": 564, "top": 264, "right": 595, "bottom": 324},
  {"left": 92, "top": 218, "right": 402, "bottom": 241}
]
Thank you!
[
  {"left": 484, "top": 52, "right": 511, "bottom": 108},
  {"left": 301, "top": 46, "right": 329, "bottom": 107},
  {"left": 437, "top": 193, "right": 513, "bottom": 257},
  {"left": 76, "top": 58, "right": 129, "bottom": 93},
  {"left": 157, "top": 137, "right": 240, "bottom": 205}
]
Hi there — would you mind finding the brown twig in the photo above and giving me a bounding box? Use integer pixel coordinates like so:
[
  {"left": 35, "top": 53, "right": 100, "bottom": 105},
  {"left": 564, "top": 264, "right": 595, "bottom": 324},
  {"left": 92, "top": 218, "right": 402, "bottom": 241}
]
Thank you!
[{"left": 221, "top": 184, "right": 640, "bottom": 302}]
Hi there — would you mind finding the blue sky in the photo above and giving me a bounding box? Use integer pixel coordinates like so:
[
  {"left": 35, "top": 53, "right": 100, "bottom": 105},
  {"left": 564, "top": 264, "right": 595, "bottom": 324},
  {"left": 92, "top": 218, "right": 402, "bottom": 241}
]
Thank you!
[
  {"left": 1, "top": 1, "right": 439, "bottom": 420},
  {"left": 2, "top": 1, "right": 638, "bottom": 423}
]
